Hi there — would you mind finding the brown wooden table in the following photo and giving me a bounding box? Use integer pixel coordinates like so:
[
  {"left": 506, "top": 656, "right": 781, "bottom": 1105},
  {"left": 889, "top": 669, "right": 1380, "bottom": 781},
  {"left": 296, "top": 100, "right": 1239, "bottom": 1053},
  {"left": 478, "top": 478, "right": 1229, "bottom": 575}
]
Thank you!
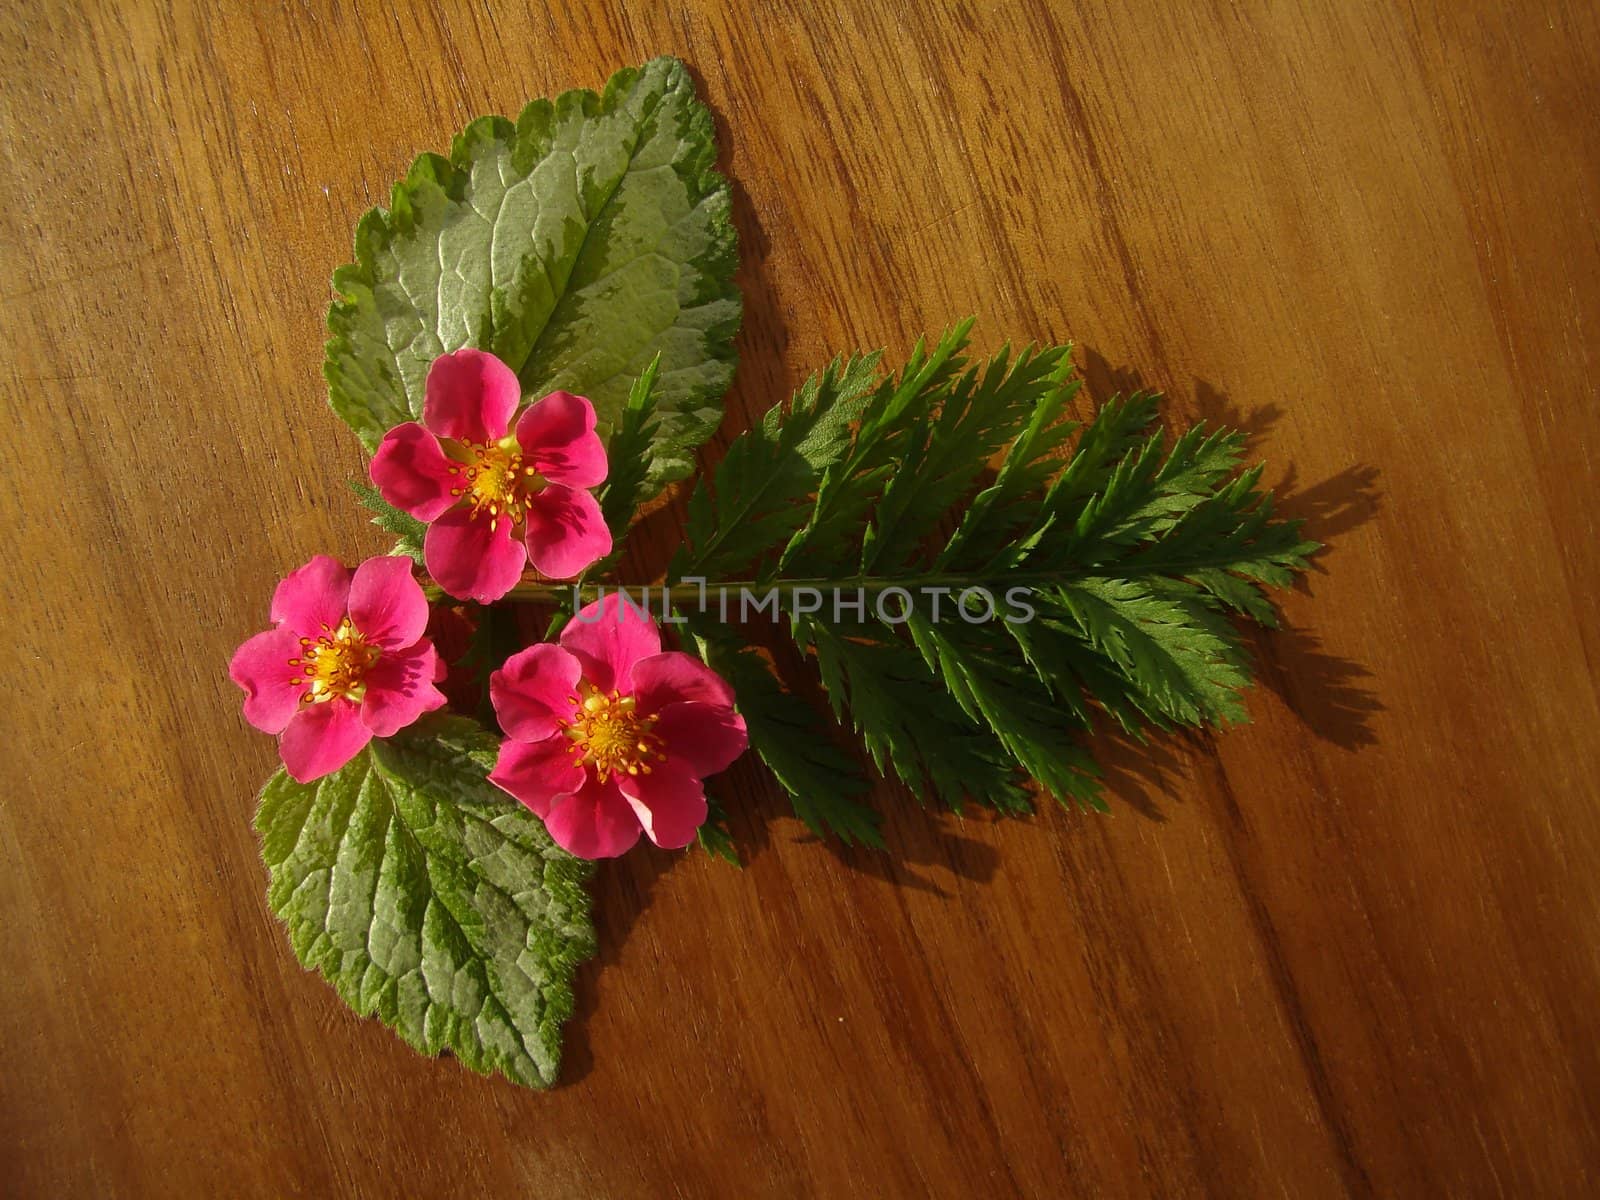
[{"left": 5, "top": 3, "right": 1598, "bottom": 1196}]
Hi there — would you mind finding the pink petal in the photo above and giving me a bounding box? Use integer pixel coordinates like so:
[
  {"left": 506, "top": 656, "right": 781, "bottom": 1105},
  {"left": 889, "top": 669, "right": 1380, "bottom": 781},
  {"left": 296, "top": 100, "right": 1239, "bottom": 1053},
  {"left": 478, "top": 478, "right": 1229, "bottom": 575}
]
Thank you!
[
  {"left": 279, "top": 699, "right": 372, "bottom": 783},
  {"left": 617, "top": 758, "right": 708, "bottom": 851},
  {"left": 270, "top": 555, "right": 351, "bottom": 638},
  {"left": 361, "top": 641, "right": 447, "bottom": 737},
  {"left": 522, "top": 484, "right": 611, "bottom": 579},
  {"left": 559, "top": 591, "right": 661, "bottom": 692},
  {"left": 487, "top": 734, "right": 586, "bottom": 818},
  {"left": 514, "top": 391, "right": 608, "bottom": 487},
  {"left": 629, "top": 651, "right": 737, "bottom": 715},
  {"left": 423, "top": 348, "right": 520, "bottom": 443},
  {"left": 653, "top": 701, "right": 749, "bottom": 777},
  {"left": 541, "top": 775, "right": 643, "bottom": 859},
  {"left": 229, "top": 626, "right": 306, "bottom": 735},
  {"left": 370, "top": 422, "right": 459, "bottom": 521},
  {"left": 348, "top": 556, "right": 429, "bottom": 650},
  {"left": 424, "top": 505, "right": 526, "bottom": 603},
  {"left": 490, "top": 643, "right": 583, "bottom": 743}
]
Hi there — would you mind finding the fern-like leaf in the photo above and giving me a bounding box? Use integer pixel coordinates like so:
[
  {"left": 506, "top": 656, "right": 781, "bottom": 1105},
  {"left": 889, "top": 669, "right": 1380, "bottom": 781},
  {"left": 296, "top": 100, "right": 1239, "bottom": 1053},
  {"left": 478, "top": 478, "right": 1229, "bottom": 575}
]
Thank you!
[{"left": 669, "top": 323, "right": 1316, "bottom": 827}]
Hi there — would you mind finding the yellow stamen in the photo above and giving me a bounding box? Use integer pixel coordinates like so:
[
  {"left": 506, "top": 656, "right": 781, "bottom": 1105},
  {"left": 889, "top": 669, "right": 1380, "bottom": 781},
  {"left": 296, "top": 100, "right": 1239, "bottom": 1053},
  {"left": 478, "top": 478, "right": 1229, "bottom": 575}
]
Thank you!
[
  {"left": 287, "top": 617, "right": 380, "bottom": 703},
  {"left": 560, "top": 682, "right": 664, "bottom": 782},
  {"left": 444, "top": 437, "right": 546, "bottom": 527}
]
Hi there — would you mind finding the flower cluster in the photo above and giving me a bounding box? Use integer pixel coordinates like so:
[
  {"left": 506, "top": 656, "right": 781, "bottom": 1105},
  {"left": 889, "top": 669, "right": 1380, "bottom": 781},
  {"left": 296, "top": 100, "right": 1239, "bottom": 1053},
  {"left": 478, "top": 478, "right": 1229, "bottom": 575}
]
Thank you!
[{"left": 230, "top": 349, "right": 745, "bottom": 858}]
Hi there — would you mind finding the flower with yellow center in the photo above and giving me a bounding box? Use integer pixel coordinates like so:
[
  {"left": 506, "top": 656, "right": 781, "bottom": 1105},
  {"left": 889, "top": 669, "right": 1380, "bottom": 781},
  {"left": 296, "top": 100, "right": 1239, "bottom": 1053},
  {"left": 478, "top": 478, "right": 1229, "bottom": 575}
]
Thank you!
[
  {"left": 560, "top": 682, "right": 665, "bottom": 782},
  {"left": 368, "top": 349, "right": 613, "bottom": 602},
  {"left": 231, "top": 554, "right": 447, "bottom": 784},
  {"left": 485, "top": 594, "right": 750, "bottom": 858}
]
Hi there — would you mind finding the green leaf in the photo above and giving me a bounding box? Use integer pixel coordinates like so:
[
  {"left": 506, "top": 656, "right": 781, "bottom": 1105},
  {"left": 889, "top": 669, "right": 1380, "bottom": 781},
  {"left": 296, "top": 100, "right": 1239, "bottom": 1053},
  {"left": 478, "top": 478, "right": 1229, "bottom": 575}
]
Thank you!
[
  {"left": 598, "top": 355, "right": 663, "bottom": 529},
  {"left": 589, "top": 356, "right": 663, "bottom": 576},
  {"left": 457, "top": 603, "right": 524, "bottom": 729},
  {"left": 255, "top": 715, "right": 596, "bottom": 1089},
  {"left": 904, "top": 613, "right": 1105, "bottom": 809},
  {"left": 801, "top": 619, "right": 1029, "bottom": 815},
  {"left": 349, "top": 478, "right": 426, "bottom": 564},
  {"left": 860, "top": 342, "right": 1072, "bottom": 572},
  {"left": 324, "top": 57, "right": 740, "bottom": 489},
  {"left": 1049, "top": 578, "right": 1253, "bottom": 726},
  {"left": 780, "top": 325, "right": 973, "bottom": 575},
  {"left": 695, "top": 796, "right": 741, "bottom": 865},
  {"left": 672, "top": 325, "right": 1314, "bottom": 817},
  {"left": 685, "top": 621, "right": 882, "bottom": 847},
  {"left": 674, "top": 352, "right": 880, "bottom": 581},
  {"left": 937, "top": 357, "right": 1082, "bottom": 569}
]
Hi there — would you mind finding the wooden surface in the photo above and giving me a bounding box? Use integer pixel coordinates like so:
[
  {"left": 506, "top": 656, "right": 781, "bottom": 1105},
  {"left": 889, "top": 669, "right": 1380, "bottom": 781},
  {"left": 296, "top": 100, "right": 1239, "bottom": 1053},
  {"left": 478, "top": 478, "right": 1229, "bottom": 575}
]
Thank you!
[{"left": 4, "top": 2, "right": 1599, "bottom": 1196}]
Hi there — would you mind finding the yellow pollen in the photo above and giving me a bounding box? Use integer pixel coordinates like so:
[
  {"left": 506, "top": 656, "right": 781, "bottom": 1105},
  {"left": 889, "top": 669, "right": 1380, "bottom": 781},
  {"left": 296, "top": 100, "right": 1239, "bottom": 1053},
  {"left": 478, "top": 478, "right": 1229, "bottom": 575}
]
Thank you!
[
  {"left": 445, "top": 436, "right": 546, "bottom": 526},
  {"left": 561, "top": 682, "right": 664, "bottom": 782},
  {"left": 287, "top": 617, "right": 380, "bottom": 703}
]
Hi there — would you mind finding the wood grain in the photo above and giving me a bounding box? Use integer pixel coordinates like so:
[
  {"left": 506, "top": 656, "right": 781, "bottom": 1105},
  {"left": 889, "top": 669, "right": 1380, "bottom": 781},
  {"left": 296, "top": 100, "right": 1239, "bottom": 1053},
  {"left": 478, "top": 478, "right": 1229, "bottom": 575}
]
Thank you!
[{"left": 3, "top": 2, "right": 1598, "bottom": 1196}]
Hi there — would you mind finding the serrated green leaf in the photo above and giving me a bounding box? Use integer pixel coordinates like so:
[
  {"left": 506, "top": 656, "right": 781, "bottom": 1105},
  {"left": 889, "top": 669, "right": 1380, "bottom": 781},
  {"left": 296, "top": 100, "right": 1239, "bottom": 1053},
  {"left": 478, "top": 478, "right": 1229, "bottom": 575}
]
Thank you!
[
  {"left": 904, "top": 613, "right": 1105, "bottom": 809},
  {"left": 671, "top": 325, "right": 1314, "bottom": 818},
  {"left": 695, "top": 796, "right": 742, "bottom": 865},
  {"left": 1050, "top": 578, "right": 1252, "bottom": 726},
  {"left": 598, "top": 355, "right": 663, "bottom": 535},
  {"left": 686, "top": 621, "right": 882, "bottom": 847},
  {"left": 325, "top": 57, "right": 740, "bottom": 489},
  {"left": 349, "top": 478, "right": 426, "bottom": 564},
  {"left": 862, "top": 342, "right": 1071, "bottom": 572},
  {"left": 675, "top": 352, "right": 880, "bottom": 581},
  {"left": 588, "top": 356, "right": 662, "bottom": 578},
  {"left": 255, "top": 715, "right": 596, "bottom": 1089},
  {"left": 780, "top": 324, "right": 973, "bottom": 574},
  {"left": 457, "top": 603, "right": 523, "bottom": 729}
]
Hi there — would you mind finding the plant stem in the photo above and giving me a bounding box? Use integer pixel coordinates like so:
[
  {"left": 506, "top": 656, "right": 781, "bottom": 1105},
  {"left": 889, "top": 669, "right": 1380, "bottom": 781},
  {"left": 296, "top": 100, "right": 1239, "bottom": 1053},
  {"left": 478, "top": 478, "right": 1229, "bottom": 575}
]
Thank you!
[
  {"left": 424, "top": 572, "right": 1061, "bottom": 605},
  {"left": 419, "top": 557, "right": 1260, "bottom": 607}
]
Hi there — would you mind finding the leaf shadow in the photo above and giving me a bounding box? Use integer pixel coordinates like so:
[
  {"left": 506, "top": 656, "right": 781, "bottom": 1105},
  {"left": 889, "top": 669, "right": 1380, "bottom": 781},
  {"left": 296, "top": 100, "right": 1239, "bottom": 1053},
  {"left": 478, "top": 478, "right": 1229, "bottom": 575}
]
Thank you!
[
  {"left": 1091, "top": 725, "right": 1198, "bottom": 822},
  {"left": 557, "top": 840, "right": 673, "bottom": 1086},
  {"left": 1254, "top": 622, "right": 1383, "bottom": 750},
  {"left": 806, "top": 801, "right": 1004, "bottom": 894}
]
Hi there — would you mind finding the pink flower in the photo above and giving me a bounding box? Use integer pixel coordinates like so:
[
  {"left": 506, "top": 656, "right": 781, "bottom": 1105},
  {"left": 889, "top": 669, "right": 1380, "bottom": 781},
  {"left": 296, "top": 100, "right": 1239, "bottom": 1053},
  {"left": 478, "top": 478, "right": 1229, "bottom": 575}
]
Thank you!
[
  {"left": 369, "top": 349, "right": 612, "bottom": 602},
  {"left": 230, "top": 555, "right": 447, "bottom": 782},
  {"left": 487, "top": 594, "right": 748, "bottom": 858}
]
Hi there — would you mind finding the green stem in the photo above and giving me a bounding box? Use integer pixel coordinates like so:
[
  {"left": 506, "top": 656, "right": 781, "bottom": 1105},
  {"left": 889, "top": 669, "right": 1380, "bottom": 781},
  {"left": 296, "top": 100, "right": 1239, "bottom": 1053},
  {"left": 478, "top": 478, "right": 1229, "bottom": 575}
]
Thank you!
[
  {"left": 418, "top": 556, "right": 1270, "bottom": 606},
  {"left": 455, "top": 571, "right": 1068, "bottom": 604}
]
